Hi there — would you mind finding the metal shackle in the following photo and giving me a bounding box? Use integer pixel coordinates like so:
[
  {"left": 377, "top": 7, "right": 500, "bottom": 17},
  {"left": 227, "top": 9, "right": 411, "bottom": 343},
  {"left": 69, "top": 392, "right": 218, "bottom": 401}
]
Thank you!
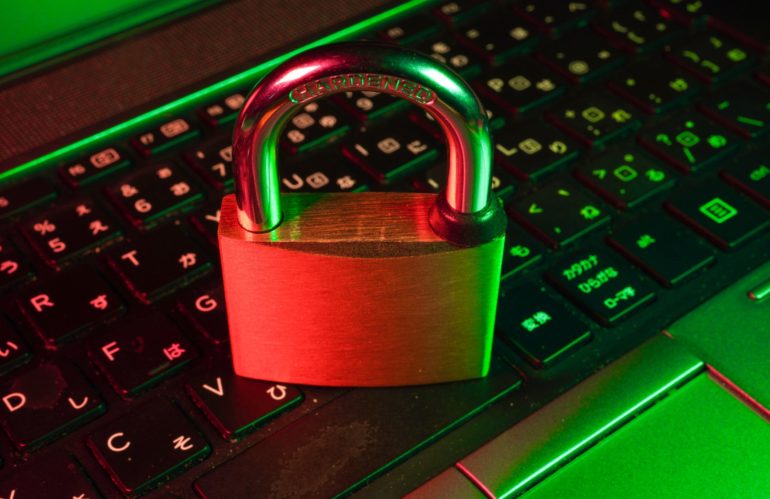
[{"left": 232, "top": 42, "right": 506, "bottom": 245}]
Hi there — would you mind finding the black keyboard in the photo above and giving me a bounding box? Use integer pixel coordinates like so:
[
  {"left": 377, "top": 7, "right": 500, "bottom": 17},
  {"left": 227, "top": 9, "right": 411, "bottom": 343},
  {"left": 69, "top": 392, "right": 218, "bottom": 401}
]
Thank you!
[{"left": 1, "top": 0, "right": 770, "bottom": 497}]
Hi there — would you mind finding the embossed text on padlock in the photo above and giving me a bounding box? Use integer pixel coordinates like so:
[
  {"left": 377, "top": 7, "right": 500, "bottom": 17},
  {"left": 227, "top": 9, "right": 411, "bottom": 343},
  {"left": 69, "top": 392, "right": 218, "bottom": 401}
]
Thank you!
[{"left": 219, "top": 42, "right": 507, "bottom": 387}]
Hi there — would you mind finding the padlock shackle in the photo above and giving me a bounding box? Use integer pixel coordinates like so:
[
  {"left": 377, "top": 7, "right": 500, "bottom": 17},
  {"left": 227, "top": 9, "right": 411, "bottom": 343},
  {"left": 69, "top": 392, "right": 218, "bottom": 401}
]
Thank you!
[{"left": 232, "top": 42, "right": 505, "bottom": 245}]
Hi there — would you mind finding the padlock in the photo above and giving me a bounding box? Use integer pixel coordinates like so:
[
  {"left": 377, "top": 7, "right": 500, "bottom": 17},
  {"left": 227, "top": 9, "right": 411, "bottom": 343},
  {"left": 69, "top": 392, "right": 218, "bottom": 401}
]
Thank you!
[{"left": 219, "top": 42, "right": 507, "bottom": 387}]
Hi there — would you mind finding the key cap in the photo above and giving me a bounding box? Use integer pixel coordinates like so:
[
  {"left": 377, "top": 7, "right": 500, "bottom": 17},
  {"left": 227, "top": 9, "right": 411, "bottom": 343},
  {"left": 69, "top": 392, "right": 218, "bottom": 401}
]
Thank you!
[
  {"left": 59, "top": 146, "right": 131, "bottom": 187},
  {"left": 593, "top": 4, "right": 678, "bottom": 54},
  {"left": 0, "top": 452, "right": 102, "bottom": 499},
  {"left": 698, "top": 81, "right": 770, "bottom": 138},
  {"left": 378, "top": 13, "right": 439, "bottom": 44},
  {"left": 20, "top": 199, "right": 121, "bottom": 267},
  {"left": 0, "top": 236, "right": 32, "bottom": 289},
  {"left": 186, "top": 367, "right": 302, "bottom": 439},
  {"left": 178, "top": 283, "right": 229, "bottom": 344},
  {"left": 334, "top": 91, "right": 405, "bottom": 123},
  {"left": 281, "top": 153, "right": 371, "bottom": 193},
  {"left": 547, "top": 92, "right": 641, "bottom": 147},
  {"left": 89, "top": 312, "right": 197, "bottom": 396},
  {"left": 501, "top": 227, "right": 545, "bottom": 280},
  {"left": 575, "top": 148, "right": 676, "bottom": 209},
  {"left": 412, "top": 36, "right": 481, "bottom": 78},
  {"left": 197, "top": 92, "right": 246, "bottom": 127},
  {"left": 0, "top": 318, "right": 30, "bottom": 374},
  {"left": 189, "top": 202, "right": 221, "bottom": 246},
  {"left": 509, "top": 177, "right": 609, "bottom": 248},
  {"left": 107, "top": 162, "right": 204, "bottom": 227},
  {"left": 184, "top": 136, "right": 233, "bottom": 190},
  {"left": 433, "top": 0, "right": 489, "bottom": 26},
  {"left": 282, "top": 100, "right": 351, "bottom": 153},
  {"left": 608, "top": 213, "right": 715, "bottom": 287},
  {"left": 455, "top": 12, "right": 538, "bottom": 65},
  {"left": 608, "top": 59, "right": 700, "bottom": 114},
  {"left": 722, "top": 149, "right": 770, "bottom": 209},
  {"left": 194, "top": 358, "right": 521, "bottom": 498},
  {"left": 475, "top": 60, "right": 565, "bottom": 116},
  {"left": 0, "top": 178, "right": 56, "bottom": 220},
  {"left": 106, "top": 224, "right": 211, "bottom": 303},
  {"left": 494, "top": 121, "right": 579, "bottom": 180},
  {"left": 342, "top": 115, "right": 439, "bottom": 184},
  {"left": 18, "top": 265, "right": 124, "bottom": 344},
  {"left": 0, "top": 364, "right": 105, "bottom": 449},
  {"left": 639, "top": 112, "right": 740, "bottom": 172},
  {"left": 87, "top": 398, "right": 210, "bottom": 494},
  {"left": 546, "top": 248, "right": 656, "bottom": 325},
  {"left": 665, "top": 33, "right": 754, "bottom": 84},
  {"left": 497, "top": 284, "right": 591, "bottom": 367},
  {"left": 665, "top": 178, "right": 770, "bottom": 249},
  {"left": 131, "top": 117, "right": 199, "bottom": 156},
  {"left": 419, "top": 163, "right": 515, "bottom": 202},
  {"left": 514, "top": 0, "right": 593, "bottom": 37},
  {"left": 649, "top": 0, "right": 708, "bottom": 27},
  {"left": 537, "top": 30, "right": 623, "bottom": 84}
]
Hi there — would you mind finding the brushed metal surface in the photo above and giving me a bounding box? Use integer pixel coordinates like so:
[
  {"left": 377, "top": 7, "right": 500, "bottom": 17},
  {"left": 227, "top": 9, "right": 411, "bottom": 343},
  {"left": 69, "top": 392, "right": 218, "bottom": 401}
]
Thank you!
[{"left": 219, "top": 193, "right": 505, "bottom": 387}]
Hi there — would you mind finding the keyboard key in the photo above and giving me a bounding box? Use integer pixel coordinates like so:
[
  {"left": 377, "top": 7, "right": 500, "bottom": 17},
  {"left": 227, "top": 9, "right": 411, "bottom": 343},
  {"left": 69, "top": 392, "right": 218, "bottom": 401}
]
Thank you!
[
  {"left": 59, "top": 146, "right": 131, "bottom": 187},
  {"left": 722, "top": 149, "right": 770, "bottom": 209},
  {"left": 87, "top": 398, "right": 210, "bottom": 494},
  {"left": 547, "top": 92, "right": 641, "bottom": 147},
  {"left": 639, "top": 112, "right": 740, "bottom": 172},
  {"left": 575, "top": 148, "right": 676, "bottom": 209},
  {"left": 501, "top": 227, "right": 545, "bottom": 279},
  {"left": 419, "top": 163, "right": 515, "bottom": 202},
  {"left": 20, "top": 199, "right": 121, "bottom": 266},
  {"left": 608, "top": 59, "right": 700, "bottom": 114},
  {"left": 378, "top": 13, "right": 439, "bottom": 44},
  {"left": 546, "top": 248, "right": 656, "bottom": 325},
  {"left": 106, "top": 225, "right": 211, "bottom": 303},
  {"left": 282, "top": 100, "right": 351, "bottom": 153},
  {"left": 186, "top": 367, "right": 302, "bottom": 439},
  {"left": 0, "top": 236, "right": 32, "bottom": 289},
  {"left": 178, "top": 283, "right": 229, "bottom": 344},
  {"left": 475, "top": 60, "right": 565, "bottom": 116},
  {"left": 412, "top": 36, "right": 481, "bottom": 78},
  {"left": 698, "top": 81, "right": 770, "bottom": 138},
  {"left": 509, "top": 177, "right": 609, "bottom": 248},
  {"left": 0, "top": 178, "right": 56, "bottom": 220},
  {"left": 456, "top": 11, "right": 538, "bottom": 65},
  {"left": 433, "top": 0, "right": 489, "bottom": 26},
  {"left": 190, "top": 202, "right": 221, "bottom": 246},
  {"left": 593, "top": 4, "right": 678, "bottom": 53},
  {"left": 665, "top": 33, "right": 754, "bottom": 84},
  {"left": 334, "top": 91, "right": 405, "bottom": 122},
  {"left": 665, "top": 178, "right": 770, "bottom": 249},
  {"left": 197, "top": 92, "right": 245, "bottom": 127},
  {"left": 89, "top": 312, "right": 197, "bottom": 396},
  {"left": 281, "top": 153, "right": 371, "bottom": 193},
  {"left": 18, "top": 265, "right": 124, "bottom": 344},
  {"left": 496, "top": 285, "right": 591, "bottom": 367},
  {"left": 537, "top": 30, "right": 623, "bottom": 84},
  {"left": 514, "top": 0, "right": 594, "bottom": 37},
  {"left": 494, "top": 121, "right": 579, "bottom": 180},
  {"left": 341, "top": 115, "right": 439, "bottom": 184},
  {"left": 609, "top": 213, "right": 715, "bottom": 287},
  {"left": 0, "top": 364, "right": 105, "bottom": 449},
  {"left": 107, "top": 162, "right": 204, "bottom": 227},
  {"left": 131, "top": 117, "right": 199, "bottom": 156},
  {"left": 0, "top": 452, "right": 102, "bottom": 499},
  {"left": 0, "top": 318, "right": 31, "bottom": 374},
  {"left": 184, "top": 136, "right": 233, "bottom": 190},
  {"left": 649, "top": 0, "right": 708, "bottom": 27}
]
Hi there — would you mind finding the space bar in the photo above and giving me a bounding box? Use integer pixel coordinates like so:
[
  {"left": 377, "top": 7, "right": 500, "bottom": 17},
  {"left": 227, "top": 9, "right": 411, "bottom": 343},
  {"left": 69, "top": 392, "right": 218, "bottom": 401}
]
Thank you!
[{"left": 194, "top": 357, "right": 521, "bottom": 498}]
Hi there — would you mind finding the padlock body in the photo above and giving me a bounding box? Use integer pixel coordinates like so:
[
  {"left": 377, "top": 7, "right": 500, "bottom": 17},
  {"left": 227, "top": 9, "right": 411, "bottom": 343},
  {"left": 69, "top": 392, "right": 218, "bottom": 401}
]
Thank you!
[{"left": 218, "top": 192, "right": 504, "bottom": 387}]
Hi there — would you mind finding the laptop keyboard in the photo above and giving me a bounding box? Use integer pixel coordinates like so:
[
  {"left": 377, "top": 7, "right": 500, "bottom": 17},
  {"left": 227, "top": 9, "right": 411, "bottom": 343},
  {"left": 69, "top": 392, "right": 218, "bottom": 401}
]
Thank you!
[{"left": 1, "top": 0, "right": 769, "bottom": 496}]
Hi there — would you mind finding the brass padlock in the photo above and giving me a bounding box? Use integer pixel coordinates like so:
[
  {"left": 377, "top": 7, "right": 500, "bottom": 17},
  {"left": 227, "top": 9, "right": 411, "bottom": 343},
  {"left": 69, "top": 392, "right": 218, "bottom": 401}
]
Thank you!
[{"left": 219, "top": 42, "right": 507, "bottom": 387}]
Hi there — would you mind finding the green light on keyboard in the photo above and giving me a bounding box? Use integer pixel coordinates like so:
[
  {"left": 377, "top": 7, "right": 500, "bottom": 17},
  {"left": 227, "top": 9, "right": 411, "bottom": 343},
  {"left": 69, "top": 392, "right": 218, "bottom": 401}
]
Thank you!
[{"left": 699, "top": 198, "right": 738, "bottom": 224}]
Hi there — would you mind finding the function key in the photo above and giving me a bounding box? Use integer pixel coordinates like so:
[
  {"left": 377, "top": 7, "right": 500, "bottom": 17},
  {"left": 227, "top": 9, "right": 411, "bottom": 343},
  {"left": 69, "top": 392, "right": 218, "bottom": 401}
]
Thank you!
[
  {"left": 130, "top": 117, "right": 199, "bottom": 157},
  {"left": 0, "top": 318, "right": 31, "bottom": 374},
  {"left": 722, "top": 149, "right": 770, "bottom": 209},
  {"left": 20, "top": 199, "right": 121, "bottom": 266},
  {"left": 184, "top": 136, "right": 233, "bottom": 190},
  {"left": 419, "top": 163, "right": 515, "bottom": 202},
  {"left": 514, "top": 1, "right": 594, "bottom": 37},
  {"left": 665, "top": 33, "right": 754, "bottom": 84},
  {"left": 0, "top": 178, "right": 56, "bottom": 220},
  {"left": 496, "top": 284, "right": 591, "bottom": 367},
  {"left": 494, "top": 121, "right": 579, "bottom": 180},
  {"left": 105, "top": 224, "right": 211, "bottom": 303},
  {"left": 178, "top": 283, "right": 229, "bottom": 344},
  {"left": 455, "top": 12, "right": 538, "bottom": 65},
  {"left": 377, "top": 13, "right": 439, "bottom": 44},
  {"left": 509, "top": 176, "right": 609, "bottom": 248},
  {"left": 501, "top": 227, "right": 546, "bottom": 280},
  {"left": 186, "top": 367, "right": 302, "bottom": 439},
  {"left": 608, "top": 59, "right": 700, "bottom": 114},
  {"left": 59, "top": 146, "right": 131, "bottom": 187},
  {"left": 546, "top": 248, "right": 656, "bottom": 325},
  {"left": 0, "top": 236, "right": 32, "bottom": 289},
  {"left": 575, "top": 148, "right": 675, "bottom": 209},
  {"left": 0, "top": 452, "right": 102, "bottom": 499},
  {"left": 0, "top": 363, "right": 105, "bottom": 450},
  {"left": 89, "top": 312, "right": 197, "bottom": 396},
  {"left": 17, "top": 265, "right": 124, "bottom": 345},
  {"left": 475, "top": 60, "right": 565, "bottom": 116},
  {"left": 434, "top": 0, "right": 490, "bottom": 26},
  {"left": 665, "top": 178, "right": 770, "bottom": 249},
  {"left": 282, "top": 100, "right": 351, "bottom": 154},
  {"left": 87, "top": 398, "right": 210, "bottom": 494},
  {"left": 107, "top": 162, "right": 204, "bottom": 227},
  {"left": 537, "top": 30, "right": 623, "bottom": 83},
  {"left": 593, "top": 4, "right": 678, "bottom": 53},
  {"left": 197, "top": 92, "right": 245, "bottom": 127},
  {"left": 334, "top": 91, "right": 405, "bottom": 123},
  {"left": 282, "top": 151, "right": 371, "bottom": 193},
  {"left": 639, "top": 112, "right": 740, "bottom": 172},
  {"left": 412, "top": 36, "right": 481, "bottom": 78},
  {"left": 608, "top": 213, "right": 715, "bottom": 287},
  {"left": 547, "top": 92, "right": 641, "bottom": 147},
  {"left": 698, "top": 81, "right": 770, "bottom": 138}
]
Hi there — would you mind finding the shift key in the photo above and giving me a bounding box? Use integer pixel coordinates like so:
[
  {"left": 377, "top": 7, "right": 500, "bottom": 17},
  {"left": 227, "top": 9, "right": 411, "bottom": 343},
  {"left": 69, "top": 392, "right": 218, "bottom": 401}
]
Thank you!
[{"left": 194, "top": 358, "right": 521, "bottom": 498}]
